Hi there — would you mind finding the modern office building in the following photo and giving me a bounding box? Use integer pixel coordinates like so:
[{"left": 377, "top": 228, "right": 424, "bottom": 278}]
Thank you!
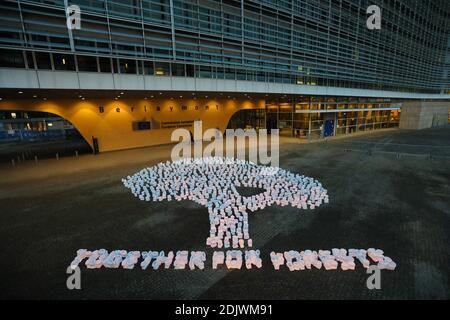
[{"left": 0, "top": 0, "right": 449, "bottom": 152}]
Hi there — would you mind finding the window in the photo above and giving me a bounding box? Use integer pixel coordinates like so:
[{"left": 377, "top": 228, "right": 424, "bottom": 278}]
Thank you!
[
  {"left": 119, "top": 59, "right": 136, "bottom": 74},
  {"left": 154, "top": 62, "right": 170, "bottom": 75},
  {"left": 171, "top": 63, "right": 185, "bottom": 77},
  {"left": 0, "top": 49, "right": 25, "bottom": 68},
  {"left": 25, "top": 51, "right": 35, "bottom": 69},
  {"left": 34, "top": 52, "right": 52, "bottom": 70},
  {"left": 99, "top": 57, "right": 112, "bottom": 72},
  {"left": 186, "top": 64, "right": 195, "bottom": 77},
  {"left": 53, "top": 54, "right": 75, "bottom": 71},
  {"left": 198, "top": 65, "right": 211, "bottom": 78},
  {"left": 225, "top": 68, "right": 235, "bottom": 80},
  {"left": 217, "top": 67, "right": 224, "bottom": 79},
  {"left": 77, "top": 55, "right": 98, "bottom": 72},
  {"left": 137, "top": 60, "right": 144, "bottom": 74},
  {"left": 144, "top": 61, "right": 154, "bottom": 75}
]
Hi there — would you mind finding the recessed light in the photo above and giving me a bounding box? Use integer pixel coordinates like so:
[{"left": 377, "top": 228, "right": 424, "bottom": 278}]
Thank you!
[
  {"left": 150, "top": 95, "right": 154, "bottom": 98},
  {"left": 81, "top": 97, "right": 85, "bottom": 100},
  {"left": 18, "top": 91, "right": 23, "bottom": 94},
  {"left": 120, "top": 92, "right": 124, "bottom": 95},
  {"left": 144, "top": 97, "right": 148, "bottom": 100},
  {"left": 33, "top": 95, "right": 37, "bottom": 98},
  {"left": 115, "top": 97, "right": 118, "bottom": 100},
  {"left": 43, "top": 98, "right": 47, "bottom": 100},
  {"left": 159, "top": 92, "right": 162, "bottom": 95}
]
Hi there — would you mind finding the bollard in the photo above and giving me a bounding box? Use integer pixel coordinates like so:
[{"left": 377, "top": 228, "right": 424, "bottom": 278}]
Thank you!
[
  {"left": 75, "top": 150, "right": 79, "bottom": 158},
  {"left": 11, "top": 159, "right": 15, "bottom": 166},
  {"left": 34, "top": 155, "right": 38, "bottom": 164},
  {"left": 56, "top": 153, "right": 59, "bottom": 161}
]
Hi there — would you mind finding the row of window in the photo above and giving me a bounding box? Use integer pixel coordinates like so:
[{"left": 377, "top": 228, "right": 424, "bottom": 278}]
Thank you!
[{"left": 0, "top": 48, "right": 441, "bottom": 94}]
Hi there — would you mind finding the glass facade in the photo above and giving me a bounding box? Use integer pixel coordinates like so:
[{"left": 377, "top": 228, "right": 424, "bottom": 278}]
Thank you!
[
  {"left": 226, "top": 97, "right": 401, "bottom": 138},
  {"left": 0, "top": 0, "right": 449, "bottom": 94},
  {"left": 443, "top": 35, "right": 450, "bottom": 94}
]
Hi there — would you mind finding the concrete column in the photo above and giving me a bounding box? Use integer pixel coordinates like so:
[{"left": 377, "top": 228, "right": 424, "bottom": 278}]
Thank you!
[{"left": 400, "top": 101, "right": 449, "bottom": 130}]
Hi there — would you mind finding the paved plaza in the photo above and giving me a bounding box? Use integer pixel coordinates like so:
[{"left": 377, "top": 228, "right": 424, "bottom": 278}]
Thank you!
[{"left": 0, "top": 127, "right": 449, "bottom": 299}]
